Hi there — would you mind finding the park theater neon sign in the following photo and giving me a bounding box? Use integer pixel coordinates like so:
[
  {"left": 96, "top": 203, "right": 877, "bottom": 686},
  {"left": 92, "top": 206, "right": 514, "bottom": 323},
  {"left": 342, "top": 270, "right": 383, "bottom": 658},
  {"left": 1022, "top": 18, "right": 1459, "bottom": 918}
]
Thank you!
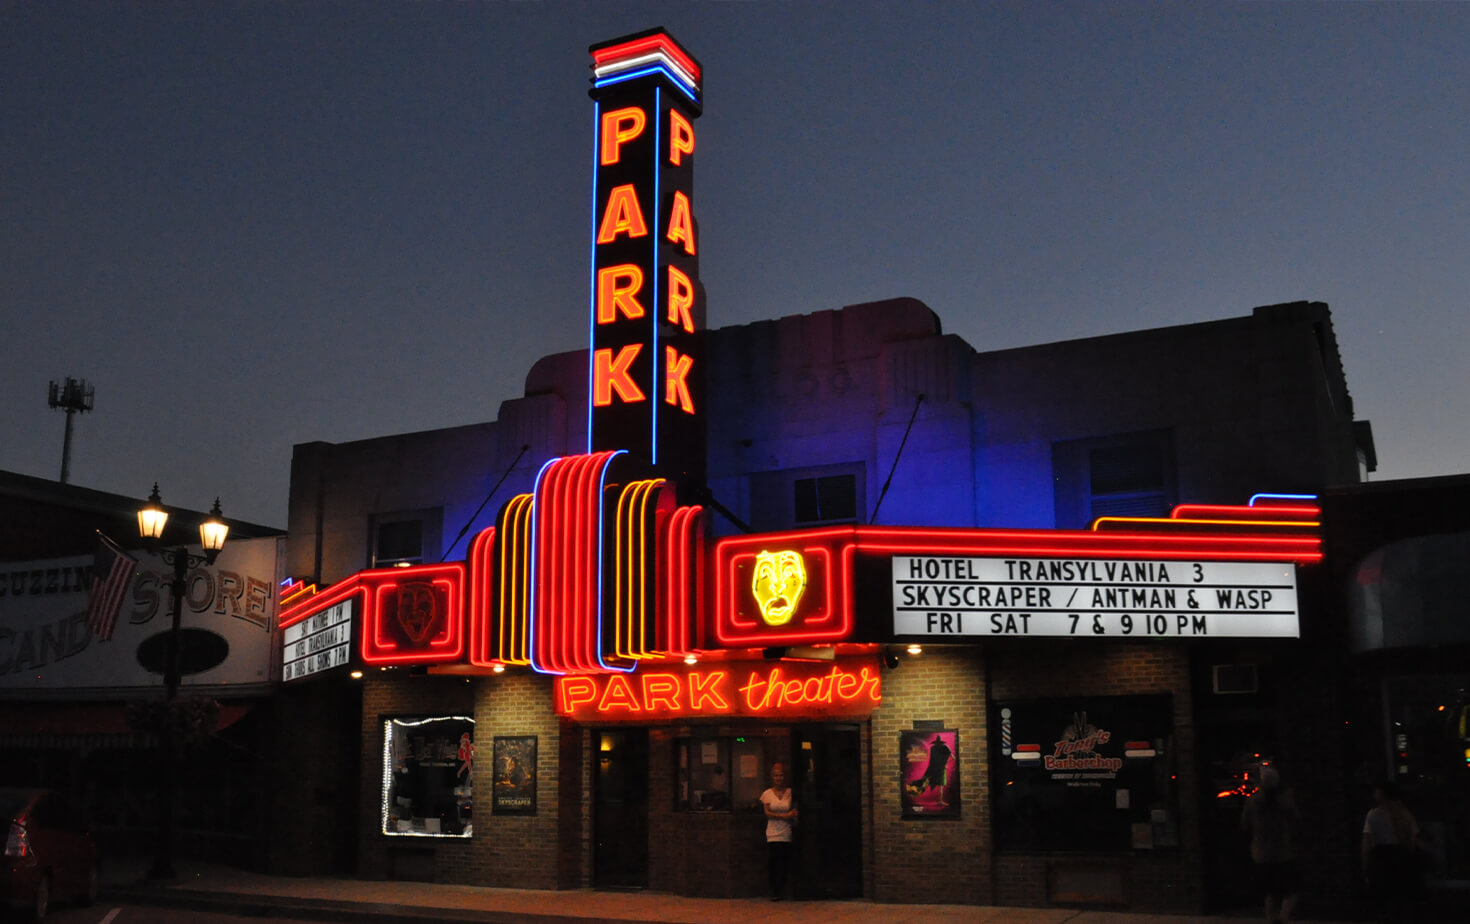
[
  {"left": 587, "top": 29, "right": 705, "bottom": 482},
  {"left": 555, "top": 659, "right": 882, "bottom": 721}
]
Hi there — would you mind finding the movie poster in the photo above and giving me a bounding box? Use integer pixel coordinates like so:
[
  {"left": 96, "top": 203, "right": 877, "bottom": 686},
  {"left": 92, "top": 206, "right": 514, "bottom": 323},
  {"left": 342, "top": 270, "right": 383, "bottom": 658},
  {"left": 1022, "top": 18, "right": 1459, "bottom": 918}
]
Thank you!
[
  {"left": 900, "top": 729, "right": 959, "bottom": 818},
  {"left": 492, "top": 735, "right": 537, "bottom": 815}
]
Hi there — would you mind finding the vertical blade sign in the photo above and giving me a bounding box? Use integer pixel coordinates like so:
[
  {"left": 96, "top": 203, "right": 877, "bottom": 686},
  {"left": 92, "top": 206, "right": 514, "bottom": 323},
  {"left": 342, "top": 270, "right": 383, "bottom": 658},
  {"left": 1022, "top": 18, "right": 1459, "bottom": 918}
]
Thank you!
[{"left": 587, "top": 29, "right": 705, "bottom": 484}]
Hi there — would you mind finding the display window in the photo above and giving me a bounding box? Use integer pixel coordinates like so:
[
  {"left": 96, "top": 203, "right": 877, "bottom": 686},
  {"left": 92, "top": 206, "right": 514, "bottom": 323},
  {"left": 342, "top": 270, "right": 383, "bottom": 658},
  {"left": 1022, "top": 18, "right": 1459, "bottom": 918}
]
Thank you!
[
  {"left": 991, "top": 694, "right": 1178, "bottom": 851},
  {"left": 381, "top": 715, "right": 475, "bottom": 837}
]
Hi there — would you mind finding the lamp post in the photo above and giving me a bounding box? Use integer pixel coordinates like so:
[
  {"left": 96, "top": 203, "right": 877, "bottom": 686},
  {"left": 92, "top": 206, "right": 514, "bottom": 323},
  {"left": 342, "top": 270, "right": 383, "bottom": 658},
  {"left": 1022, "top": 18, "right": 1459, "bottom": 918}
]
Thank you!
[{"left": 137, "top": 483, "right": 229, "bottom": 879}]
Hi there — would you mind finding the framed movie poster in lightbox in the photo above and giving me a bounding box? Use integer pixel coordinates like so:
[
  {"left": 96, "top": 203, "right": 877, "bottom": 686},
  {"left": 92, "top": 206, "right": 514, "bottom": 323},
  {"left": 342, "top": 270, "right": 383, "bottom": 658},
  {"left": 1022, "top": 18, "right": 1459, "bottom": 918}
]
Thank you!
[
  {"left": 491, "top": 735, "right": 538, "bottom": 815},
  {"left": 900, "top": 728, "right": 959, "bottom": 818}
]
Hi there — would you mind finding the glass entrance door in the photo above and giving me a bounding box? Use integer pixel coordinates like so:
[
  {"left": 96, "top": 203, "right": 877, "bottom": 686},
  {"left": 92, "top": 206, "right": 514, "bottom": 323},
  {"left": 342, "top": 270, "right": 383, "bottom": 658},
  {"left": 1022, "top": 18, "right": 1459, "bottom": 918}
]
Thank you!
[{"left": 791, "top": 724, "right": 863, "bottom": 899}]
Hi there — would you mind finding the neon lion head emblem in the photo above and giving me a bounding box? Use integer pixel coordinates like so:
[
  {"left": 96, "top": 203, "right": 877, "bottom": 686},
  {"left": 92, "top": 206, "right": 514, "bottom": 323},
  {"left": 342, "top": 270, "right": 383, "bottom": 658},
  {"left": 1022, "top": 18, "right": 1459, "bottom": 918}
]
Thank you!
[{"left": 751, "top": 550, "right": 807, "bottom": 626}]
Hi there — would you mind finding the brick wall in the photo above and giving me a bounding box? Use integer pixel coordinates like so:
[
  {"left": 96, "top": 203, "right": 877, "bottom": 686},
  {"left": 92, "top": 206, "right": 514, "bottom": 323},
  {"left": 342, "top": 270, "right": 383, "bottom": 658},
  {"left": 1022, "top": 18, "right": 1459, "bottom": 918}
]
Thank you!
[
  {"left": 870, "top": 648, "right": 987, "bottom": 905},
  {"left": 558, "top": 716, "right": 589, "bottom": 889},
  {"left": 476, "top": 671, "right": 584, "bottom": 890},
  {"left": 357, "top": 671, "right": 584, "bottom": 888},
  {"left": 358, "top": 673, "right": 476, "bottom": 882}
]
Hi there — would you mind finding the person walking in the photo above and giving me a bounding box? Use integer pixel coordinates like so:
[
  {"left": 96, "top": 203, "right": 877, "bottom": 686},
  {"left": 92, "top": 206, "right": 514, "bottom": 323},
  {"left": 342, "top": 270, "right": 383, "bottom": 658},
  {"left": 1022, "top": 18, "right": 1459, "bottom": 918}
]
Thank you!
[
  {"left": 1361, "top": 781, "right": 1425, "bottom": 923},
  {"left": 1241, "top": 766, "right": 1300, "bottom": 924},
  {"left": 759, "top": 762, "right": 798, "bottom": 901}
]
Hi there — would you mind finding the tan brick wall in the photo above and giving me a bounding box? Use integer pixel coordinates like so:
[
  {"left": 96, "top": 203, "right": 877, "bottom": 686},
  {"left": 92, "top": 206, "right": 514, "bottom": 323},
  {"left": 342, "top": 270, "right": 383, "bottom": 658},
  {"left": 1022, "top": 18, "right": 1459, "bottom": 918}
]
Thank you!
[
  {"left": 357, "top": 671, "right": 584, "bottom": 888},
  {"left": 870, "top": 648, "right": 988, "bottom": 905},
  {"left": 477, "top": 671, "right": 583, "bottom": 890},
  {"left": 358, "top": 673, "right": 476, "bottom": 882}
]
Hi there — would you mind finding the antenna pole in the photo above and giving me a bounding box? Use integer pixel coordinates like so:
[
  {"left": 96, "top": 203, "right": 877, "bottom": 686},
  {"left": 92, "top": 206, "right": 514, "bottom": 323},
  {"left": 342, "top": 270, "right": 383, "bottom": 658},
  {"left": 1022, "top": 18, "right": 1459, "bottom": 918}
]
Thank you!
[
  {"left": 48, "top": 377, "right": 95, "bottom": 484},
  {"left": 869, "top": 393, "right": 925, "bottom": 525}
]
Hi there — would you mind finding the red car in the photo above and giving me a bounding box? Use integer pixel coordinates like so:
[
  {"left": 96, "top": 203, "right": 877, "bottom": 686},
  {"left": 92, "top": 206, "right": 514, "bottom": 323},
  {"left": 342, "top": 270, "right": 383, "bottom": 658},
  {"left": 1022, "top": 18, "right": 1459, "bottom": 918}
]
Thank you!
[{"left": 1, "top": 788, "right": 99, "bottom": 922}]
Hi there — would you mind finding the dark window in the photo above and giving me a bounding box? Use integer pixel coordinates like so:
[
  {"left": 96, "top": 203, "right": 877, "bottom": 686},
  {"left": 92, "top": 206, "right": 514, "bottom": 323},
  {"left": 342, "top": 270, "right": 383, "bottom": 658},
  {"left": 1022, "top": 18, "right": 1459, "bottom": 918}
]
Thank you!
[
  {"left": 991, "top": 694, "right": 1178, "bottom": 852},
  {"left": 794, "top": 474, "right": 858, "bottom": 524},
  {"left": 1087, "top": 439, "right": 1171, "bottom": 519},
  {"left": 748, "top": 464, "right": 864, "bottom": 531},
  {"left": 1089, "top": 442, "right": 1166, "bottom": 497},
  {"left": 374, "top": 520, "right": 423, "bottom": 568},
  {"left": 1052, "top": 431, "right": 1175, "bottom": 528}
]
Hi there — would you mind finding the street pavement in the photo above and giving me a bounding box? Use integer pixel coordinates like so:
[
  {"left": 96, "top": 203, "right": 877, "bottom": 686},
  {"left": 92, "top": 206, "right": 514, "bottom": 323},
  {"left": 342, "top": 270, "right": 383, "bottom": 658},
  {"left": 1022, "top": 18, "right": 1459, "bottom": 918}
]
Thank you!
[{"left": 97, "top": 854, "right": 1366, "bottom": 924}]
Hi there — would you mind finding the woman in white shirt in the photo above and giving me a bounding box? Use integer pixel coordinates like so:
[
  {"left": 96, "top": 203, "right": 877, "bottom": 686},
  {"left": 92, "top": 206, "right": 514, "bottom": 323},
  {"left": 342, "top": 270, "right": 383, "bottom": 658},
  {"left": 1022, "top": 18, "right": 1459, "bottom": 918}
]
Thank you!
[{"left": 759, "top": 762, "right": 798, "bottom": 901}]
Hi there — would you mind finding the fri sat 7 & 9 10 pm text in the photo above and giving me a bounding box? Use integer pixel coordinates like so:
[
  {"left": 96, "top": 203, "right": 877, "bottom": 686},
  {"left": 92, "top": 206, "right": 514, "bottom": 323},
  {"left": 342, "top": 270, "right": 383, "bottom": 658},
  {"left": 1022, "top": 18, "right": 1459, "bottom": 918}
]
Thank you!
[{"left": 923, "top": 611, "right": 1212, "bottom": 636}]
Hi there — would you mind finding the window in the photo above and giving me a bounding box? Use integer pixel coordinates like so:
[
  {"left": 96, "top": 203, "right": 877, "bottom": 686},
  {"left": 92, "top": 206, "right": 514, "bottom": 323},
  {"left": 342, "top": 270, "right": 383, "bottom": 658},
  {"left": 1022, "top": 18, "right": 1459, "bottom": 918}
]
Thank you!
[
  {"left": 1052, "top": 431, "right": 1175, "bottom": 528},
  {"left": 991, "top": 694, "right": 1178, "bottom": 852},
  {"left": 674, "top": 736, "right": 765, "bottom": 812},
  {"left": 375, "top": 521, "right": 422, "bottom": 567},
  {"left": 1088, "top": 440, "right": 1171, "bottom": 518},
  {"left": 794, "top": 474, "right": 858, "bottom": 523},
  {"left": 381, "top": 715, "right": 475, "bottom": 838},
  {"left": 748, "top": 464, "right": 865, "bottom": 530},
  {"left": 371, "top": 509, "right": 442, "bottom": 568}
]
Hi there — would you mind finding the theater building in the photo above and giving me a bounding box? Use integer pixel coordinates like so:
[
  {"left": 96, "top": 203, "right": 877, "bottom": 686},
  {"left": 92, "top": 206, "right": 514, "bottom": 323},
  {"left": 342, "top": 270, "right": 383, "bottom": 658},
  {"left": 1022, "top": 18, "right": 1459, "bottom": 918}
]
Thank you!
[{"left": 277, "top": 29, "right": 1375, "bottom": 913}]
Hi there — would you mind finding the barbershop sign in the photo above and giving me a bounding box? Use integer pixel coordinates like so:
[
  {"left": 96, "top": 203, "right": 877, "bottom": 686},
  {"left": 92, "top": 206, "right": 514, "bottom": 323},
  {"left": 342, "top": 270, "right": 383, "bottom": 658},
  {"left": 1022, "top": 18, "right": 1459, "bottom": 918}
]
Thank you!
[
  {"left": 893, "top": 556, "right": 1299, "bottom": 638},
  {"left": 555, "top": 659, "right": 882, "bottom": 722}
]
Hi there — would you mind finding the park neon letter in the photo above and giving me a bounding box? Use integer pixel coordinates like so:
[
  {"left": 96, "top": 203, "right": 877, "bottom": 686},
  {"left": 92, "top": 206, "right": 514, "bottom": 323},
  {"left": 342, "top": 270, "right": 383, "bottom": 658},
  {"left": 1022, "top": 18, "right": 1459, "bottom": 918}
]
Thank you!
[
  {"left": 665, "top": 347, "right": 694, "bottom": 414},
  {"left": 666, "top": 266, "right": 695, "bottom": 333},
  {"left": 559, "top": 676, "right": 598, "bottom": 714},
  {"left": 669, "top": 110, "right": 695, "bottom": 166},
  {"left": 597, "top": 185, "right": 648, "bottom": 243},
  {"left": 601, "top": 107, "right": 647, "bottom": 165},
  {"left": 666, "top": 191, "right": 695, "bottom": 255},
  {"left": 597, "top": 265, "right": 646, "bottom": 323},
  {"left": 594, "top": 345, "right": 645, "bottom": 406}
]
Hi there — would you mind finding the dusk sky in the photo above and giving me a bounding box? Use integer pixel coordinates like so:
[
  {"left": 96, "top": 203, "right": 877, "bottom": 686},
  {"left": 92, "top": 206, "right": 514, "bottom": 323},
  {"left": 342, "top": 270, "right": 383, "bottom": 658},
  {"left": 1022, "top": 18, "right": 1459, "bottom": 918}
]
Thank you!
[{"left": 4, "top": 1, "right": 1467, "bottom": 528}]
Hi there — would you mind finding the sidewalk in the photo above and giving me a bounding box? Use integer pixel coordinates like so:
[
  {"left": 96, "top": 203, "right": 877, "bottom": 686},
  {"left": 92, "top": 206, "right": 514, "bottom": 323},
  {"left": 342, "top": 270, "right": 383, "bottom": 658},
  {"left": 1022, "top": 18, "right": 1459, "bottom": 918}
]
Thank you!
[{"left": 99, "top": 855, "right": 1360, "bottom": 924}]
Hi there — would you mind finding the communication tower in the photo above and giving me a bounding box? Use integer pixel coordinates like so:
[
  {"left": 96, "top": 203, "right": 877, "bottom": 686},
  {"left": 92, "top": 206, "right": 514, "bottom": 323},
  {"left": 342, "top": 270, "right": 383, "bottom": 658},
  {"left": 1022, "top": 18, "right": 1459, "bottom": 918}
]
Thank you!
[{"left": 48, "top": 376, "right": 95, "bottom": 484}]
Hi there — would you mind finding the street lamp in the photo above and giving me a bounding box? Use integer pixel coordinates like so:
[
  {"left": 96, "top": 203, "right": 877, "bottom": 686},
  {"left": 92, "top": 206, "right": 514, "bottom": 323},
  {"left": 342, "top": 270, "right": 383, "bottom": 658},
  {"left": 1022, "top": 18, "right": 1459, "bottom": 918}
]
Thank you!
[{"left": 137, "top": 483, "right": 228, "bottom": 878}]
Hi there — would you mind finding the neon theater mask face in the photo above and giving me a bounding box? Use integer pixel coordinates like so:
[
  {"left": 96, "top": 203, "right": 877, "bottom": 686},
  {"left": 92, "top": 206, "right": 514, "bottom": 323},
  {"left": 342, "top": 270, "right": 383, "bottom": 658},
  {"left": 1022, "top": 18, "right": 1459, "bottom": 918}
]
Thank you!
[{"left": 751, "top": 550, "right": 807, "bottom": 626}]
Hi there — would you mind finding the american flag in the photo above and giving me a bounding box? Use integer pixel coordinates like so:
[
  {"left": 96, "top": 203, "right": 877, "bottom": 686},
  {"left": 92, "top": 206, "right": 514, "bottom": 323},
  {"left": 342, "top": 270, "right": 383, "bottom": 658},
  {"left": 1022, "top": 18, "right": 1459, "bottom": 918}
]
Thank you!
[{"left": 87, "top": 532, "right": 137, "bottom": 642}]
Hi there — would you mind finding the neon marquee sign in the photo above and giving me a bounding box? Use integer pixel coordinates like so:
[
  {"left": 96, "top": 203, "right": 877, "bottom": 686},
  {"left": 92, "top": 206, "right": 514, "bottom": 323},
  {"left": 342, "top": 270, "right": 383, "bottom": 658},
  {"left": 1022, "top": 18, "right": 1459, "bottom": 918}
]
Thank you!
[
  {"left": 715, "top": 510, "right": 1322, "bottom": 647},
  {"left": 587, "top": 28, "right": 705, "bottom": 482},
  {"left": 283, "top": 508, "right": 1318, "bottom": 676},
  {"left": 554, "top": 659, "right": 883, "bottom": 721}
]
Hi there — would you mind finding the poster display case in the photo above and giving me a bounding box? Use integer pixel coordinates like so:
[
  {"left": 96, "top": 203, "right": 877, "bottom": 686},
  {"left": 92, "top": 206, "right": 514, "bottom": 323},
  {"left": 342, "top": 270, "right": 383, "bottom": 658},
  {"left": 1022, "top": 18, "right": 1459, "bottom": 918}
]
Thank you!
[{"left": 381, "top": 715, "right": 475, "bottom": 837}]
